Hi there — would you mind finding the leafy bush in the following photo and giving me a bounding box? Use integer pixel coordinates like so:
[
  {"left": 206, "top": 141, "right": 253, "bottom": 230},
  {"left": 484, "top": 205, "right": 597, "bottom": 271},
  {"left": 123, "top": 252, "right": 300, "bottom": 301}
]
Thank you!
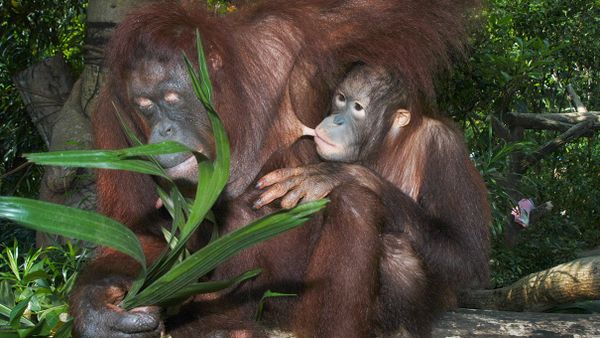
[
  {"left": 0, "top": 241, "right": 87, "bottom": 337},
  {"left": 439, "top": 0, "right": 600, "bottom": 286},
  {"left": 0, "top": 0, "right": 87, "bottom": 247}
]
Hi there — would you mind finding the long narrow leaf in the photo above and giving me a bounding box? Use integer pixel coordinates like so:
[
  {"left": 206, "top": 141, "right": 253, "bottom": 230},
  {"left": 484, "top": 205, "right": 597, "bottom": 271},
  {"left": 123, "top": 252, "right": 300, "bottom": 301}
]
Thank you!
[
  {"left": 256, "top": 290, "right": 297, "bottom": 321},
  {"left": 156, "top": 269, "right": 261, "bottom": 307},
  {"left": 27, "top": 141, "right": 189, "bottom": 160},
  {"left": 0, "top": 304, "right": 33, "bottom": 327},
  {"left": 24, "top": 141, "right": 191, "bottom": 179},
  {"left": 0, "top": 197, "right": 146, "bottom": 269},
  {"left": 53, "top": 320, "right": 73, "bottom": 338},
  {"left": 147, "top": 31, "right": 231, "bottom": 281},
  {"left": 9, "top": 297, "right": 30, "bottom": 329},
  {"left": 196, "top": 30, "right": 213, "bottom": 102},
  {"left": 123, "top": 200, "right": 327, "bottom": 309}
]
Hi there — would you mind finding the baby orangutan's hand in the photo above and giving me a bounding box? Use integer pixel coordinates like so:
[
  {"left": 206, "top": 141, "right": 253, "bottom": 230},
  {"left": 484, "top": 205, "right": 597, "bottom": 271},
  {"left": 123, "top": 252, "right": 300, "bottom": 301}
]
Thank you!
[{"left": 253, "top": 164, "right": 341, "bottom": 209}]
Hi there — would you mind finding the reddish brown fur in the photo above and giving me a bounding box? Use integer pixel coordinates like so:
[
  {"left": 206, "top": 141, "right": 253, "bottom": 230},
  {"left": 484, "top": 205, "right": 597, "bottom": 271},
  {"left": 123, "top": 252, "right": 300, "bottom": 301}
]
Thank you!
[
  {"left": 377, "top": 116, "right": 491, "bottom": 294},
  {"left": 72, "top": 1, "right": 483, "bottom": 337}
]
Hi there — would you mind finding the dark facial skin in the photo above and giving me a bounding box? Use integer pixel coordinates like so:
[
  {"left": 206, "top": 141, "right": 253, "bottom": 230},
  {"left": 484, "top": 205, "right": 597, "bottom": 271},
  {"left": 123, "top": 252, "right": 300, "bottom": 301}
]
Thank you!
[
  {"left": 314, "top": 65, "right": 410, "bottom": 163},
  {"left": 314, "top": 87, "right": 367, "bottom": 162},
  {"left": 129, "top": 59, "right": 213, "bottom": 174}
]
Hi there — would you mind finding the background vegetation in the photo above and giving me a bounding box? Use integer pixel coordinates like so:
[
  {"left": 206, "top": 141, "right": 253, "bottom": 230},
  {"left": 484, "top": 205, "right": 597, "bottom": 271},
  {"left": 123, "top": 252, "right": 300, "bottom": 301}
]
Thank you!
[
  {"left": 0, "top": 0, "right": 87, "bottom": 246},
  {"left": 439, "top": 0, "right": 600, "bottom": 286},
  {"left": 0, "top": 0, "right": 598, "bottom": 322}
]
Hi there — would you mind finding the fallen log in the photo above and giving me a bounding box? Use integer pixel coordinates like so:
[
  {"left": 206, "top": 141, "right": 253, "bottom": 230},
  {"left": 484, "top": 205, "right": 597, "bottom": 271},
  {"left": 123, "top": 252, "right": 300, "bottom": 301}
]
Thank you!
[
  {"left": 459, "top": 256, "right": 600, "bottom": 312},
  {"left": 263, "top": 309, "right": 600, "bottom": 337},
  {"left": 432, "top": 308, "right": 600, "bottom": 337}
]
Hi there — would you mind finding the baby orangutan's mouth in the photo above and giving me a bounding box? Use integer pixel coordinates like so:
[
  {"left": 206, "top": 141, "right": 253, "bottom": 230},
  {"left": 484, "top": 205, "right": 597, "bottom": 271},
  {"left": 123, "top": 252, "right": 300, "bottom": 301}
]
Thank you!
[{"left": 314, "top": 131, "right": 337, "bottom": 148}]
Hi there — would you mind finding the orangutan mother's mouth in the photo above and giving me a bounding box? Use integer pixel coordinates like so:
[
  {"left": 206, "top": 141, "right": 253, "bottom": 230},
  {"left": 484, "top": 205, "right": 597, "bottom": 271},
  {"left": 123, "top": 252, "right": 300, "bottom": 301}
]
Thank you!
[{"left": 165, "top": 155, "right": 199, "bottom": 181}]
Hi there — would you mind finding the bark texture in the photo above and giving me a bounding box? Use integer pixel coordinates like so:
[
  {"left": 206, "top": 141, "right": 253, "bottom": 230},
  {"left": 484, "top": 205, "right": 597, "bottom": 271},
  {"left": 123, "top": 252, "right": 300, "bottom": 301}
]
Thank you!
[{"left": 459, "top": 256, "right": 600, "bottom": 312}]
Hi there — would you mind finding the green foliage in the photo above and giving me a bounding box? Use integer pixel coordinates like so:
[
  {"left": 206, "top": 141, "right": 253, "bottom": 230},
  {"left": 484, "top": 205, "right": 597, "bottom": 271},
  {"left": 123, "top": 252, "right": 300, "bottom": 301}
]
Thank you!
[
  {"left": 206, "top": 0, "right": 237, "bottom": 15},
  {"left": 0, "top": 0, "right": 87, "bottom": 247},
  {"left": 439, "top": 0, "right": 600, "bottom": 286},
  {"left": 255, "top": 290, "right": 296, "bottom": 321},
  {"left": 473, "top": 140, "right": 536, "bottom": 237},
  {"left": 0, "top": 241, "right": 87, "bottom": 337}
]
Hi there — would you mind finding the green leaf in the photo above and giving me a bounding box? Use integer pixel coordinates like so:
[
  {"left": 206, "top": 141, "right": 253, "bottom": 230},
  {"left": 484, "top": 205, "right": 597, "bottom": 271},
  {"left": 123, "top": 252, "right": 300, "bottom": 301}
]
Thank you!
[
  {"left": 255, "top": 290, "right": 297, "bottom": 321},
  {"left": 195, "top": 30, "right": 213, "bottom": 102},
  {"left": 0, "top": 281, "right": 15, "bottom": 307},
  {"left": 0, "top": 197, "right": 146, "bottom": 270},
  {"left": 24, "top": 141, "right": 191, "bottom": 179},
  {"left": 0, "top": 304, "right": 33, "bottom": 327},
  {"left": 16, "top": 310, "right": 60, "bottom": 337},
  {"left": 123, "top": 200, "right": 328, "bottom": 309},
  {"left": 9, "top": 297, "right": 30, "bottom": 329},
  {"left": 22, "top": 271, "right": 49, "bottom": 283},
  {"left": 157, "top": 269, "right": 262, "bottom": 307},
  {"left": 53, "top": 319, "right": 73, "bottom": 338},
  {"left": 142, "top": 30, "right": 231, "bottom": 287},
  {"left": 0, "top": 329, "right": 18, "bottom": 338}
]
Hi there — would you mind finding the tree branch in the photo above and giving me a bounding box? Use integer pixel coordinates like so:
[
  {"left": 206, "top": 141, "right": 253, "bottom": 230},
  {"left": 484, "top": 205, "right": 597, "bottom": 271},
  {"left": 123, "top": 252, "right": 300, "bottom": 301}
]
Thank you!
[
  {"left": 506, "top": 111, "right": 600, "bottom": 132},
  {"left": 489, "top": 115, "right": 512, "bottom": 141},
  {"left": 519, "top": 118, "right": 595, "bottom": 170},
  {"left": 566, "top": 84, "right": 588, "bottom": 113},
  {"left": 432, "top": 309, "right": 600, "bottom": 337}
]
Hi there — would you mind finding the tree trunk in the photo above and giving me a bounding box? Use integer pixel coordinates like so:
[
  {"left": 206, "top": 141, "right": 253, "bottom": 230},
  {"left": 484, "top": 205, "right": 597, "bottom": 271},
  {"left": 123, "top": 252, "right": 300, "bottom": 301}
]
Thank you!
[{"left": 13, "top": 0, "right": 151, "bottom": 247}]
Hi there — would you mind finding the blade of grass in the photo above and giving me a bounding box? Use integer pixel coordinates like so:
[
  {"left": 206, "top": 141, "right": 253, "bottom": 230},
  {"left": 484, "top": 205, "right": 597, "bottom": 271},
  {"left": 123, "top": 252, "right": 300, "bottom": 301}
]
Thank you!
[
  {"left": 195, "top": 30, "right": 213, "bottom": 102},
  {"left": 255, "top": 290, "right": 297, "bottom": 321}
]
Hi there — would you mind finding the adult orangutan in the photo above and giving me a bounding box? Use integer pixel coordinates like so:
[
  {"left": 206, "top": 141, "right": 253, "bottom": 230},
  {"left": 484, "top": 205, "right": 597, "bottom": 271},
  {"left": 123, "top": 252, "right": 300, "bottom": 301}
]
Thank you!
[{"left": 69, "top": 1, "right": 485, "bottom": 337}]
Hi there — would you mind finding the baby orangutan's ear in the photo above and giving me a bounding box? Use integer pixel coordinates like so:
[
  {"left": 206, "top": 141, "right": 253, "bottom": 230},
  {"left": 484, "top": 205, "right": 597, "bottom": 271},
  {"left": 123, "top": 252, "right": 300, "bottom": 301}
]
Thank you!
[
  {"left": 390, "top": 109, "right": 411, "bottom": 136},
  {"left": 393, "top": 109, "right": 411, "bottom": 127}
]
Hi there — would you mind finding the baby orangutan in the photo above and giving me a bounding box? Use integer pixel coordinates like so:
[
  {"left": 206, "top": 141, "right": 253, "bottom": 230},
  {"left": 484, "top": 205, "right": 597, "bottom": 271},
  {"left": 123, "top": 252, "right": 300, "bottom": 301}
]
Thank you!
[
  {"left": 254, "top": 64, "right": 412, "bottom": 209},
  {"left": 254, "top": 63, "right": 491, "bottom": 331}
]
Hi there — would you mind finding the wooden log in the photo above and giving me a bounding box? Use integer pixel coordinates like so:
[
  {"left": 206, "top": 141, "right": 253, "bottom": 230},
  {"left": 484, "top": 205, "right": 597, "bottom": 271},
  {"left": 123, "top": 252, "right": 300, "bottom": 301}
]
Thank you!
[
  {"left": 432, "top": 309, "right": 600, "bottom": 337},
  {"left": 459, "top": 256, "right": 600, "bottom": 312},
  {"left": 262, "top": 309, "right": 600, "bottom": 337}
]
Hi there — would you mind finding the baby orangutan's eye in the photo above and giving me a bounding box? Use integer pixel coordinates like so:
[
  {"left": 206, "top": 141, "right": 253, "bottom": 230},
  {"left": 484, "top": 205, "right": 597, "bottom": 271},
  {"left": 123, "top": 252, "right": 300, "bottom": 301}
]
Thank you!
[
  {"left": 352, "top": 101, "right": 366, "bottom": 119},
  {"left": 334, "top": 93, "right": 346, "bottom": 108}
]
